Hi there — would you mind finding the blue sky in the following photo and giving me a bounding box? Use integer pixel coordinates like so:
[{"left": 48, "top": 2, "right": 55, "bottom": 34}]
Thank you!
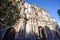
[{"left": 25, "top": 0, "right": 60, "bottom": 26}]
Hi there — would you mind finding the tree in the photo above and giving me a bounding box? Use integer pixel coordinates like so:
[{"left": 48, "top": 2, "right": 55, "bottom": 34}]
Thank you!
[
  {"left": 57, "top": 9, "right": 60, "bottom": 18},
  {"left": 0, "top": 0, "right": 20, "bottom": 27}
]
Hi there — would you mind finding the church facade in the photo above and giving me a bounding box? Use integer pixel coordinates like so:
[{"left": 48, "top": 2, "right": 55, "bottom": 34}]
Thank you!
[{"left": 0, "top": 0, "right": 60, "bottom": 40}]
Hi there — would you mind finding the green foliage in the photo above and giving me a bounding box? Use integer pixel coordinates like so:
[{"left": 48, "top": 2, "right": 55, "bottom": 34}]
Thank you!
[
  {"left": 57, "top": 9, "right": 60, "bottom": 18},
  {"left": 0, "top": 0, "right": 20, "bottom": 27}
]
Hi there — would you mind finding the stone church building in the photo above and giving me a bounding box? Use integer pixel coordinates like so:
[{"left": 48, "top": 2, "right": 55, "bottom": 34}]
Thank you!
[{"left": 0, "top": 0, "right": 60, "bottom": 40}]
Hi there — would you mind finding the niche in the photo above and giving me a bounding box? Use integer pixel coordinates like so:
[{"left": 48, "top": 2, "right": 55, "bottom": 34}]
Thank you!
[{"left": 38, "top": 26, "right": 46, "bottom": 40}]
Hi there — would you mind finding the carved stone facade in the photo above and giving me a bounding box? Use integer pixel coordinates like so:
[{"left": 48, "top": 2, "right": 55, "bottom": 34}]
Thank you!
[
  {"left": 14, "top": 1, "right": 60, "bottom": 40},
  {"left": 0, "top": 0, "right": 60, "bottom": 40}
]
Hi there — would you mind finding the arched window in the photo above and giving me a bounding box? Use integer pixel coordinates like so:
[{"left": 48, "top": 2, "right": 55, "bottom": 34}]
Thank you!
[
  {"left": 38, "top": 26, "right": 46, "bottom": 40},
  {"left": 2, "top": 27, "right": 16, "bottom": 40}
]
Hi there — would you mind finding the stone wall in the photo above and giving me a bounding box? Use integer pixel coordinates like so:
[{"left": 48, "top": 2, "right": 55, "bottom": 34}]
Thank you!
[
  {"left": 0, "top": 0, "right": 60, "bottom": 40},
  {"left": 14, "top": 1, "right": 60, "bottom": 40}
]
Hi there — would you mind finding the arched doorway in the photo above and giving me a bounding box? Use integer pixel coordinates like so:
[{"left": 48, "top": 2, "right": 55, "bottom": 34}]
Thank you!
[
  {"left": 2, "top": 27, "right": 16, "bottom": 40},
  {"left": 38, "top": 26, "right": 46, "bottom": 40}
]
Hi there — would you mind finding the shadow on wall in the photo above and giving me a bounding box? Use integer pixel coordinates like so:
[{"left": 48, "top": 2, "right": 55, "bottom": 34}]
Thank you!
[
  {"left": 55, "top": 24, "right": 60, "bottom": 39},
  {"left": 0, "top": 27, "right": 40, "bottom": 40},
  {"left": 44, "top": 26, "right": 60, "bottom": 40},
  {"left": 2, "top": 27, "right": 16, "bottom": 40},
  {"left": 0, "top": 26, "right": 7, "bottom": 40},
  {"left": 0, "top": 26, "right": 60, "bottom": 40},
  {"left": 44, "top": 26, "right": 53, "bottom": 40},
  {"left": 52, "top": 30, "right": 60, "bottom": 40},
  {"left": 15, "top": 28, "right": 40, "bottom": 40}
]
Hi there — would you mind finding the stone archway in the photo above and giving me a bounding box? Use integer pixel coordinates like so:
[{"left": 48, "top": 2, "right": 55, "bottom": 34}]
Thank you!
[
  {"left": 2, "top": 27, "right": 16, "bottom": 40},
  {"left": 38, "top": 26, "right": 46, "bottom": 40}
]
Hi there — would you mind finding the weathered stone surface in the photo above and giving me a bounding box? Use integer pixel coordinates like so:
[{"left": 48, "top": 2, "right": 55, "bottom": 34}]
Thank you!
[
  {"left": 0, "top": 0, "right": 60, "bottom": 40},
  {"left": 14, "top": 1, "right": 60, "bottom": 40},
  {"left": 12, "top": 0, "right": 60, "bottom": 40}
]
